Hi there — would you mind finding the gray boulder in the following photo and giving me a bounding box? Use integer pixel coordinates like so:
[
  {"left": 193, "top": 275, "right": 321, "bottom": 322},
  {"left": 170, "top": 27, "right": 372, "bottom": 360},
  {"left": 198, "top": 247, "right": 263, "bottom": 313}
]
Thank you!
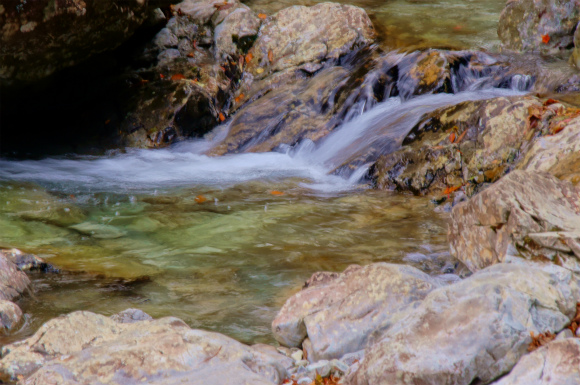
[
  {"left": 272, "top": 263, "right": 445, "bottom": 361},
  {"left": 449, "top": 170, "right": 580, "bottom": 273},
  {"left": 492, "top": 338, "right": 580, "bottom": 385},
  {"left": 350, "top": 262, "right": 579, "bottom": 385},
  {"left": 0, "top": 310, "right": 292, "bottom": 385}
]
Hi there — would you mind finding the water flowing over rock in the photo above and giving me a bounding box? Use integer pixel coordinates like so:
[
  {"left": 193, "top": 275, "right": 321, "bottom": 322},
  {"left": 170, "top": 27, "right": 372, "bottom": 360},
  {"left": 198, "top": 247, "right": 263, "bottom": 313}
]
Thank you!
[
  {"left": 369, "top": 95, "right": 541, "bottom": 195},
  {"left": 350, "top": 262, "right": 579, "bottom": 385},
  {"left": 498, "top": 0, "right": 580, "bottom": 55},
  {"left": 449, "top": 170, "right": 580, "bottom": 273},
  {"left": 0, "top": 0, "right": 167, "bottom": 86},
  {"left": 0, "top": 310, "right": 294, "bottom": 385},
  {"left": 491, "top": 338, "right": 580, "bottom": 385},
  {"left": 272, "top": 263, "right": 445, "bottom": 361}
]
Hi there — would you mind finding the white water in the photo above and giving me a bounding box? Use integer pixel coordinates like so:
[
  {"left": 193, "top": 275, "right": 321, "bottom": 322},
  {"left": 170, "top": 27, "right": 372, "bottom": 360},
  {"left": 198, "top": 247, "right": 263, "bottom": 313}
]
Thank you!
[{"left": 0, "top": 88, "right": 525, "bottom": 193}]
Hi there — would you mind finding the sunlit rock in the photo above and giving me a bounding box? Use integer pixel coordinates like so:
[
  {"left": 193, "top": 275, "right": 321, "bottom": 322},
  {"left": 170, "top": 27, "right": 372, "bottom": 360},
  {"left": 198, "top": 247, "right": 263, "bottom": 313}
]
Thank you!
[
  {"left": 0, "top": 310, "right": 293, "bottom": 385},
  {"left": 272, "top": 263, "right": 446, "bottom": 361},
  {"left": 350, "top": 263, "right": 579, "bottom": 385},
  {"left": 449, "top": 170, "right": 580, "bottom": 272}
]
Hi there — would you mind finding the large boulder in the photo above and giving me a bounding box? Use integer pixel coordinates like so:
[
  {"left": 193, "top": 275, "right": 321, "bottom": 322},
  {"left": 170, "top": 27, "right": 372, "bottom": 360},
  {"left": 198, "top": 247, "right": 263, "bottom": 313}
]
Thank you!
[
  {"left": 492, "top": 338, "right": 580, "bottom": 385},
  {"left": 449, "top": 170, "right": 580, "bottom": 273},
  {"left": 498, "top": 0, "right": 580, "bottom": 55},
  {"left": 0, "top": 0, "right": 167, "bottom": 86},
  {"left": 0, "top": 310, "right": 294, "bottom": 385},
  {"left": 271, "top": 263, "right": 445, "bottom": 362},
  {"left": 350, "top": 262, "right": 580, "bottom": 385},
  {"left": 244, "top": 3, "right": 375, "bottom": 79},
  {"left": 0, "top": 300, "right": 23, "bottom": 334},
  {"left": 0, "top": 250, "right": 30, "bottom": 302}
]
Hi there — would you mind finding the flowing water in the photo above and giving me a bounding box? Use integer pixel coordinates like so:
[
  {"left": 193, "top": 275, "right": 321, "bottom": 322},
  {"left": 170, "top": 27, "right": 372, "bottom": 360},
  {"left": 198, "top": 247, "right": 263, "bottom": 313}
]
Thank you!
[{"left": 0, "top": 0, "right": 530, "bottom": 348}]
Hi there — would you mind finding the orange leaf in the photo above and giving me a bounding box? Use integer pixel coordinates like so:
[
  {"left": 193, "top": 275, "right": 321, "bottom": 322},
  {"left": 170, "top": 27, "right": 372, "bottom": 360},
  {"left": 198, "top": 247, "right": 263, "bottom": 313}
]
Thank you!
[
  {"left": 195, "top": 195, "right": 207, "bottom": 203},
  {"left": 455, "top": 130, "right": 467, "bottom": 143},
  {"left": 245, "top": 53, "right": 253, "bottom": 63},
  {"left": 105, "top": 119, "right": 111, "bottom": 125},
  {"left": 187, "top": 52, "right": 195, "bottom": 58},
  {"left": 453, "top": 25, "right": 463, "bottom": 31},
  {"left": 449, "top": 132, "right": 456, "bottom": 143},
  {"left": 159, "top": 74, "right": 165, "bottom": 79},
  {"left": 270, "top": 190, "right": 284, "bottom": 196},
  {"left": 542, "top": 34, "right": 550, "bottom": 44},
  {"left": 268, "top": 49, "right": 273, "bottom": 63},
  {"left": 258, "top": 13, "right": 267, "bottom": 19},
  {"left": 234, "top": 93, "right": 245, "bottom": 103},
  {"left": 171, "top": 73, "right": 186, "bottom": 81},
  {"left": 219, "top": 113, "right": 226, "bottom": 122},
  {"left": 543, "top": 98, "right": 559, "bottom": 106},
  {"left": 443, "top": 185, "right": 461, "bottom": 195}
]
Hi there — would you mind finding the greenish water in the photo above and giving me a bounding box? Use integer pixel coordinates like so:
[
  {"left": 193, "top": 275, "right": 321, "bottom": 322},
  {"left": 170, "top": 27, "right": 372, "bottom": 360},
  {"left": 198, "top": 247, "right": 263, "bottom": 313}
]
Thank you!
[
  {"left": 245, "top": 0, "right": 506, "bottom": 51},
  {"left": 0, "top": 180, "right": 448, "bottom": 345}
]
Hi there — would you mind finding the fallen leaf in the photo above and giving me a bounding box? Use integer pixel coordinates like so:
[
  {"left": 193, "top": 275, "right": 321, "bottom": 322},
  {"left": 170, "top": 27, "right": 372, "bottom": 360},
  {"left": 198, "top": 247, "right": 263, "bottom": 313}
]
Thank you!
[
  {"left": 187, "top": 52, "right": 195, "bottom": 58},
  {"left": 234, "top": 93, "right": 245, "bottom": 103},
  {"left": 171, "top": 73, "right": 186, "bottom": 81},
  {"left": 258, "top": 13, "right": 267, "bottom": 19},
  {"left": 455, "top": 130, "right": 468, "bottom": 143},
  {"left": 256, "top": 68, "right": 264, "bottom": 74},
  {"left": 219, "top": 112, "right": 226, "bottom": 122},
  {"left": 544, "top": 98, "right": 559, "bottom": 106},
  {"left": 449, "top": 132, "right": 456, "bottom": 143},
  {"left": 159, "top": 74, "right": 165, "bottom": 79},
  {"left": 195, "top": 195, "right": 207, "bottom": 203},
  {"left": 453, "top": 25, "right": 463, "bottom": 31},
  {"left": 270, "top": 190, "right": 284, "bottom": 196},
  {"left": 443, "top": 185, "right": 461, "bottom": 195},
  {"left": 245, "top": 52, "right": 253, "bottom": 63},
  {"left": 105, "top": 119, "right": 111, "bottom": 125},
  {"left": 529, "top": 330, "right": 555, "bottom": 351},
  {"left": 268, "top": 49, "right": 273, "bottom": 63},
  {"left": 542, "top": 34, "right": 550, "bottom": 44}
]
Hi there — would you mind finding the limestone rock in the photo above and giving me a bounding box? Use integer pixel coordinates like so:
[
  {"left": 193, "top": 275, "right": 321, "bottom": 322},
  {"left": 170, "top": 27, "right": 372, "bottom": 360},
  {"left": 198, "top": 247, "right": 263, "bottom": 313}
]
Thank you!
[
  {"left": 350, "top": 263, "right": 579, "bottom": 385},
  {"left": 498, "top": 0, "right": 580, "bottom": 55},
  {"left": 0, "top": 300, "right": 23, "bottom": 333},
  {"left": 214, "top": 5, "right": 261, "bottom": 57},
  {"left": 272, "top": 263, "right": 444, "bottom": 361},
  {"left": 0, "top": 310, "right": 291, "bottom": 385},
  {"left": 448, "top": 170, "right": 580, "bottom": 272},
  {"left": 519, "top": 116, "right": 580, "bottom": 186},
  {"left": 0, "top": 0, "right": 166, "bottom": 85},
  {"left": 492, "top": 338, "right": 580, "bottom": 385},
  {"left": 0, "top": 250, "right": 30, "bottom": 301},
  {"left": 245, "top": 3, "right": 375, "bottom": 79}
]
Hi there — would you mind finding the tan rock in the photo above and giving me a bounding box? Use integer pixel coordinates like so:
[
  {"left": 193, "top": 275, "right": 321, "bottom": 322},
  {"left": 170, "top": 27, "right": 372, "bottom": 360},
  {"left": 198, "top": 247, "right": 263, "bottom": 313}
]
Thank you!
[{"left": 0, "top": 300, "right": 23, "bottom": 333}]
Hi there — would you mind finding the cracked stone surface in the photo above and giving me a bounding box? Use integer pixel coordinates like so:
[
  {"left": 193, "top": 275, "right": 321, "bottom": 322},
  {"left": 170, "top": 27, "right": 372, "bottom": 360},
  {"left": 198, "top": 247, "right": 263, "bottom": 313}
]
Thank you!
[
  {"left": 272, "top": 263, "right": 447, "bottom": 361},
  {"left": 350, "top": 262, "right": 579, "bottom": 385},
  {"left": 449, "top": 170, "right": 580, "bottom": 272}
]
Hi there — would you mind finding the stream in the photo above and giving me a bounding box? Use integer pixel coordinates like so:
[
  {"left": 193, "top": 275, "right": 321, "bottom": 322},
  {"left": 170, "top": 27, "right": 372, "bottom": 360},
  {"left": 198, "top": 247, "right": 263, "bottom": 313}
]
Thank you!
[{"left": 0, "top": 0, "right": 521, "bottom": 347}]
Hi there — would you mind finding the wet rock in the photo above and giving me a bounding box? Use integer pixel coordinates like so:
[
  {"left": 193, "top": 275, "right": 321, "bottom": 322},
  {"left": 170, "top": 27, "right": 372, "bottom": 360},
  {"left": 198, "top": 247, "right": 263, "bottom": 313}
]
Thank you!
[
  {"left": 69, "top": 222, "right": 128, "bottom": 239},
  {"left": 244, "top": 3, "right": 374, "bottom": 79},
  {"left": 0, "top": 250, "right": 30, "bottom": 301},
  {"left": 272, "top": 263, "right": 444, "bottom": 361},
  {"left": 0, "top": 0, "right": 166, "bottom": 86},
  {"left": 492, "top": 338, "right": 580, "bottom": 385},
  {"left": 498, "top": 0, "right": 580, "bottom": 55},
  {"left": 402, "top": 251, "right": 470, "bottom": 277},
  {"left": 0, "top": 300, "right": 23, "bottom": 333},
  {"left": 370, "top": 96, "right": 541, "bottom": 195},
  {"left": 397, "top": 50, "right": 451, "bottom": 100},
  {"left": 449, "top": 170, "right": 580, "bottom": 273},
  {"left": 0, "top": 310, "right": 291, "bottom": 384},
  {"left": 1, "top": 248, "right": 57, "bottom": 273},
  {"left": 110, "top": 308, "right": 153, "bottom": 323},
  {"left": 350, "top": 262, "right": 579, "bottom": 385},
  {"left": 572, "top": 23, "right": 580, "bottom": 68},
  {"left": 519, "top": 115, "right": 580, "bottom": 186},
  {"left": 209, "top": 66, "right": 351, "bottom": 154},
  {"left": 214, "top": 5, "right": 261, "bottom": 58}
]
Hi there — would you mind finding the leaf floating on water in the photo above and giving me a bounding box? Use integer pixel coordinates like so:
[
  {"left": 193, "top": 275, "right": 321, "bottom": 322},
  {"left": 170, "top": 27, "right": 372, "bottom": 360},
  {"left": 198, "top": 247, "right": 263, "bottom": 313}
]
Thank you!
[
  {"left": 270, "top": 191, "right": 284, "bottom": 196},
  {"left": 268, "top": 49, "right": 274, "bottom": 63},
  {"left": 258, "top": 13, "right": 267, "bottom": 19},
  {"left": 171, "top": 73, "right": 186, "bottom": 81},
  {"left": 195, "top": 195, "right": 207, "bottom": 203},
  {"left": 219, "top": 112, "right": 226, "bottom": 122},
  {"left": 542, "top": 34, "right": 550, "bottom": 44}
]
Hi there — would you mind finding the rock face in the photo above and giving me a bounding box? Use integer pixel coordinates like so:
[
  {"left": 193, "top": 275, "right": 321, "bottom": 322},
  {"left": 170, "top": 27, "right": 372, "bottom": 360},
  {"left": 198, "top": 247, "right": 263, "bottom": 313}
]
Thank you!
[
  {"left": 244, "top": 3, "right": 374, "bottom": 78},
  {"left": 0, "top": 310, "right": 294, "bottom": 385},
  {"left": 0, "top": 0, "right": 166, "bottom": 85},
  {"left": 350, "top": 262, "right": 579, "bottom": 385},
  {"left": 272, "top": 263, "right": 445, "bottom": 361},
  {"left": 520, "top": 115, "right": 580, "bottom": 186},
  {"left": 498, "top": 0, "right": 580, "bottom": 55},
  {"left": 0, "top": 300, "right": 23, "bottom": 333},
  {"left": 369, "top": 96, "right": 541, "bottom": 195},
  {"left": 0, "top": 250, "right": 30, "bottom": 301},
  {"left": 449, "top": 170, "right": 580, "bottom": 273},
  {"left": 492, "top": 338, "right": 580, "bottom": 385}
]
